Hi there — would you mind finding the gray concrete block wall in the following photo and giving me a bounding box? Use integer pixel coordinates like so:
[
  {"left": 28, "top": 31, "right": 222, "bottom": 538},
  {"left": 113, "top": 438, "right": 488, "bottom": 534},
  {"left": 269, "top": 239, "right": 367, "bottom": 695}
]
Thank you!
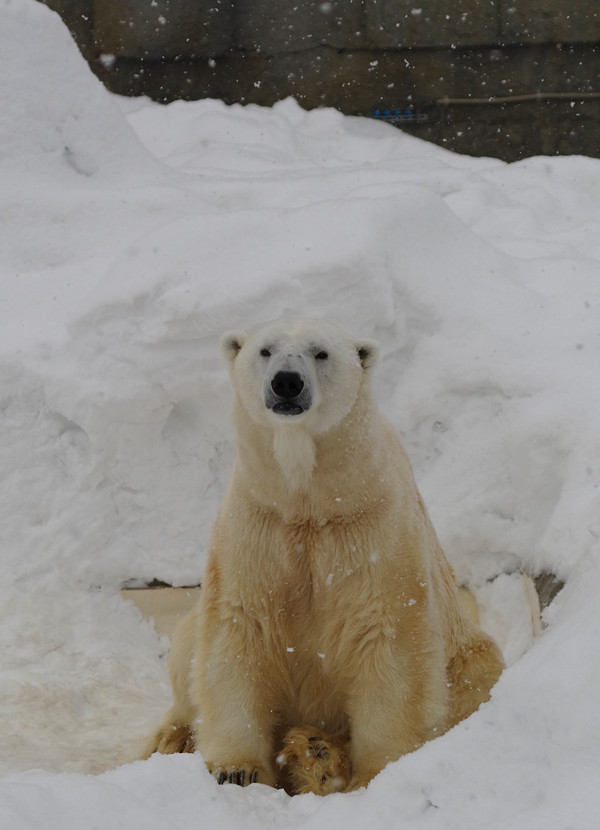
[
  {"left": 93, "top": 0, "right": 234, "bottom": 59},
  {"left": 91, "top": 0, "right": 367, "bottom": 57},
  {"left": 366, "top": 0, "right": 502, "bottom": 49},
  {"left": 500, "top": 0, "right": 600, "bottom": 44},
  {"left": 88, "top": 0, "right": 600, "bottom": 56},
  {"left": 39, "top": 0, "right": 600, "bottom": 161},
  {"left": 235, "top": 0, "right": 366, "bottom": 53}
]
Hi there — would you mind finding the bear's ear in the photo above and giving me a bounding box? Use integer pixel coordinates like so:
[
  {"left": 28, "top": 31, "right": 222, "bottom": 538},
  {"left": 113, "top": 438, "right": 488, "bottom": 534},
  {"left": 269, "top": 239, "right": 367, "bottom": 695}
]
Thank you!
[
  {"left": 356, "top": 340, "right": 379, "bottom": 370},
  {"left": 221, "top": 331, "right": 246, "bottom": 365}
]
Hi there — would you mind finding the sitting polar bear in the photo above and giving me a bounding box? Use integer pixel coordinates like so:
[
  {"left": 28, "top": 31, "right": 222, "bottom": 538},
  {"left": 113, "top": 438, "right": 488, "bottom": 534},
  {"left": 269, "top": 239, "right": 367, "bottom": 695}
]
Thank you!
[{"left": 142, "top": 318, "right": 505, "bottom": 794}]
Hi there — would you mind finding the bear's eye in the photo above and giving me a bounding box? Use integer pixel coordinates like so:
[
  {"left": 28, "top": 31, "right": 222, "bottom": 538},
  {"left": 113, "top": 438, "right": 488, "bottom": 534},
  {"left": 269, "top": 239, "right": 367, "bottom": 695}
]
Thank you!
[
  {"left": 314, "top": 351, "right": 328, "bottom": 361},
  {"left": 260, "top": 348, "right": 271, "bottom": 358}
]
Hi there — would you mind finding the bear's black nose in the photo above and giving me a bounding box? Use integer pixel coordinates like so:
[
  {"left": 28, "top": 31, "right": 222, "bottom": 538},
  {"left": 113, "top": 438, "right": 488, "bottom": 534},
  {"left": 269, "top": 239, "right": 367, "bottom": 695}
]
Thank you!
[{"left": 271, "top": 371, "right": 304, "bottom": 400}]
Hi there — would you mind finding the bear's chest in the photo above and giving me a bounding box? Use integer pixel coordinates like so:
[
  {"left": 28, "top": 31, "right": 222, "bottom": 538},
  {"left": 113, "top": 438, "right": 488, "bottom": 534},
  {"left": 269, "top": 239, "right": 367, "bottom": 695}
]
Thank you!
[{"left": 276, "top": 519, "right": 391, "bottom": 633}]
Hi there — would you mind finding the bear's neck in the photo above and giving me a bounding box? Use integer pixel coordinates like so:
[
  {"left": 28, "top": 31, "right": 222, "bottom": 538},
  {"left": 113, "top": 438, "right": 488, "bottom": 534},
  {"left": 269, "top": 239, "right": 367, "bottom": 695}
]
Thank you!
[
  {"left": 231, "top": 390, "right": 386, "bottom": 522},
  {"left": 272, "top": 426, "right": 316, "bottom": 493}
]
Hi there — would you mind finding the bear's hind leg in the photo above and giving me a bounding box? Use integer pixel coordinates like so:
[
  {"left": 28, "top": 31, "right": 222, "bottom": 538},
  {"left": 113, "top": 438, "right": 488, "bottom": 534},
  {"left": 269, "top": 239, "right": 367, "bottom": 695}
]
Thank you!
[
  {"left": 140, "top": 707, "right": 197, "bottom": 759},
  {"left": 446, "top": 633, "right": 505, "bottom": 728},
  {"left": 140, "top": 607, "right": 200, "bottom": 759}
]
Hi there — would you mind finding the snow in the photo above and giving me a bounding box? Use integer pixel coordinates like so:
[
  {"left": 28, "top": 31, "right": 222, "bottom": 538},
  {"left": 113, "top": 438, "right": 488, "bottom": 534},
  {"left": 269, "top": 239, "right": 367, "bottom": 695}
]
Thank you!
[{"left": 1, "top": 0, "right": 600, "bottom": 826}]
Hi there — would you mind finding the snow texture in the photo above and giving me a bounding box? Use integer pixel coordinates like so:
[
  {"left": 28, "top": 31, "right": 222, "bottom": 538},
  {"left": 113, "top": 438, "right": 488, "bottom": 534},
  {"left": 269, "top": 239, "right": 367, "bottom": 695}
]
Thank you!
[{"left": 1, "top": 1, "right": 600, "bottom": 827}]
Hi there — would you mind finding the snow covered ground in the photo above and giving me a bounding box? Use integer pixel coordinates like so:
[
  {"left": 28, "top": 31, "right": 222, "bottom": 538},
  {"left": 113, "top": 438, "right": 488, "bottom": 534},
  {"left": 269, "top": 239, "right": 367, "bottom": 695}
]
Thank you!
[{"left": 2, "top": 1, "right": 600, "bottom": 827}]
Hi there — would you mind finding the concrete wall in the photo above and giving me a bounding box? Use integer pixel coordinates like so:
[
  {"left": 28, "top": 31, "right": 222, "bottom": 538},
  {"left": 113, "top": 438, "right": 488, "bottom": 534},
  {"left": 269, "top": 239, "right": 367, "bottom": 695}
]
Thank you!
[{"left": 41, "top": 0, "right": 600, "bottom": 161}]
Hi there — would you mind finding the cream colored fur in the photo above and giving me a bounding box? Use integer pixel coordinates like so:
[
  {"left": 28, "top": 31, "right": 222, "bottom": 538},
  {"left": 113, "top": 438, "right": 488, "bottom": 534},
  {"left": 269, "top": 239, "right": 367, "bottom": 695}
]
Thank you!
[
  {"left": 273, "top": 425, "right": 316, "bottom": 492},
  {"left": 142, "top": 319, "right": 505, "bottom": 793}
]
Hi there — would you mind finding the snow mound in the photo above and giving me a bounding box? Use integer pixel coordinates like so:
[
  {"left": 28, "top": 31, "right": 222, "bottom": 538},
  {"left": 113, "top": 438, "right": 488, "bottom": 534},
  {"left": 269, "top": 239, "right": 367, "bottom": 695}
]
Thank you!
[
  {"left": 0, "top": 0, "right": 152, "bottom": 178},
  {"left": 1, "top": 2, "right": 600, "bottom": 828}
]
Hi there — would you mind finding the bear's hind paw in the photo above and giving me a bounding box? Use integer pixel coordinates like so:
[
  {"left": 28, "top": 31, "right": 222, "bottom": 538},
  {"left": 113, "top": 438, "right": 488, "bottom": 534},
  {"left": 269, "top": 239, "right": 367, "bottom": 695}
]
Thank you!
[
  {"left": 277, "top": 726, "right": 351, "bottom": 796},
  {"left": 141, "top": 720, "right": 195, "bottom": 758}
]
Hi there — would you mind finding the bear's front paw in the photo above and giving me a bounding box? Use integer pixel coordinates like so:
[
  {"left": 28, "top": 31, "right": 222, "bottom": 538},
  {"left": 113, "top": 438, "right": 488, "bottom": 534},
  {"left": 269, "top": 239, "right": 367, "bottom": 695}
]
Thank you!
[
  {"left": 209, "top": 765, "right": 265, "bottom": 787},
  {"left": 277, "top": 727, "right": 351, "bottom": 796}
]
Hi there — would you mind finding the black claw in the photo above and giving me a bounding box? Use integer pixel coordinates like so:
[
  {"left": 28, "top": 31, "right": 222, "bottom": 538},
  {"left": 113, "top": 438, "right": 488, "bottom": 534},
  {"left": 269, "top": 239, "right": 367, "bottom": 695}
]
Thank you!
[{"left": 217, "top": 769, "right": 251, "bottom": 786}]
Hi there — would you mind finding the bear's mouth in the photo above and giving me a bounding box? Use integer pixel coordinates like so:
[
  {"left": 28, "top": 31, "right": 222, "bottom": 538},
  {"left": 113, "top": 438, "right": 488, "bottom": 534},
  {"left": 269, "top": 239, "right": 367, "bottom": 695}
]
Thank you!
[{"left": 271, "top": 401, "right": 305, "bottom": 416}]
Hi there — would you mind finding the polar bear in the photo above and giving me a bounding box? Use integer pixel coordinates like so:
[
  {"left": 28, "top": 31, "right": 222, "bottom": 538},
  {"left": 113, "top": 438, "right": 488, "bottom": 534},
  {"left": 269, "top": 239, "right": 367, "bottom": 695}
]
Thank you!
[{"left": 142, "top": 318, "right": 505, "bottom": 793}]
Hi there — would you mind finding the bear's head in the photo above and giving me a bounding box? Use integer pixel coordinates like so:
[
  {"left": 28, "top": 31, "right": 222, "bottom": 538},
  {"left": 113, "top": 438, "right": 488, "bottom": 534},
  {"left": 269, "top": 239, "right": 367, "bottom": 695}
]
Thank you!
[{"left": 221, "top": 318, "right": 378, "bottom": 438}]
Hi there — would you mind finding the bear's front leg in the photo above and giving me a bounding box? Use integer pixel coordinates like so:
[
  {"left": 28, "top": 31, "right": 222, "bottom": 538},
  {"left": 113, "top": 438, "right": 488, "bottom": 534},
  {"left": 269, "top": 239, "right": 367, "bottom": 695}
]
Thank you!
[
  {"left": 199, "top": 700, "right": 276, "bottom": 789},
  {"left": 346, "top": 640, "right": 448, "bottom": 790},
  {"left": 347, "top": 701, "right": 432, "bottom": 790},
  {"left": 191, "top": 610, "right": 281, "bottom": 788}
]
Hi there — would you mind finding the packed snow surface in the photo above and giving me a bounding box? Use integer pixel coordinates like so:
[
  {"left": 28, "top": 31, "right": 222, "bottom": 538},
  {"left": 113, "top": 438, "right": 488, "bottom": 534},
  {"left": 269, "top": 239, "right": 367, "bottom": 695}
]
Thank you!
[{"left": 1, "top": 1, "right": 600, "bottom": 827}]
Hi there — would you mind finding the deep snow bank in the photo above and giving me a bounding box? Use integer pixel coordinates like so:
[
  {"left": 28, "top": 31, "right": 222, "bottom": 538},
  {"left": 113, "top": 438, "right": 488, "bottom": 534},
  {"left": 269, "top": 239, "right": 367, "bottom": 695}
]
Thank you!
[{"left": 1, "top": 1, "right": 600, "bottom": 828}]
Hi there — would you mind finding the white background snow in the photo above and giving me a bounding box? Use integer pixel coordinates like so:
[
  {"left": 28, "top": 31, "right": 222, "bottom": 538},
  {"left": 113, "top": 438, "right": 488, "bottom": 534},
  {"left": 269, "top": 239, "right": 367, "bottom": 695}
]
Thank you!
[{"left": 1, "top": 1, "right": 600, "bottom": 827}]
